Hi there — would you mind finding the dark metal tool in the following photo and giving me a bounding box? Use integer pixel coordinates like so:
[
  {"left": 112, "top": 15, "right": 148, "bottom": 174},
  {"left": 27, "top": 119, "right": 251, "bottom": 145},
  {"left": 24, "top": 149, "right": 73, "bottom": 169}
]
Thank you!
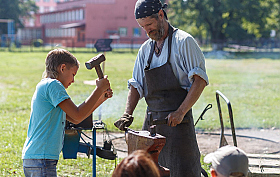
[
  {"left": 124, "top": 127, "right": 139, "bottom": 134},
  {"left": 148, "top": 110, "right": 189, "bottom": 126},
  {"left": 85, "top": 53, "right": 106, "bottom": 79},
  {"left": 152, "top": 118, "right": 189, "bottom": 125},
  {"left": 194, "top": 103, "right": 212, "bottom": 126},
  {"left": 148, "top": 103, "right": 212, "bottom": 127}
]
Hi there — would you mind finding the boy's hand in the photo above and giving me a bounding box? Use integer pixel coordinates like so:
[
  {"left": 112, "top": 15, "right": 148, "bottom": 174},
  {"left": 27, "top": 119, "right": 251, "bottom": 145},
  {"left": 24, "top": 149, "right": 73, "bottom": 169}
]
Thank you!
[
  {"left": 105, "top": 88, "right": 113, "bottom": 98},
  {"left": 96, "top": 75, "right": 110, "bottom": 91},
  {"left": 99, "top": 88, "right": 113, "bottom": 102}
]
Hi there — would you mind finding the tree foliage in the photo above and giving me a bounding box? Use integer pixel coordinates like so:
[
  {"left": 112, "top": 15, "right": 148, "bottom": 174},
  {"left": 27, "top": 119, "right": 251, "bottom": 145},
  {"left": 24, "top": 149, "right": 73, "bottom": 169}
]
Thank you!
[
  {"left": 168, "top": 0, "right": 275, "bottom": 48},
  {"left": 267, "top": 0, "right": 280, "bottom": 37},
  {"left": 0, "top": 0, "right": 38, "bottom": 34}
]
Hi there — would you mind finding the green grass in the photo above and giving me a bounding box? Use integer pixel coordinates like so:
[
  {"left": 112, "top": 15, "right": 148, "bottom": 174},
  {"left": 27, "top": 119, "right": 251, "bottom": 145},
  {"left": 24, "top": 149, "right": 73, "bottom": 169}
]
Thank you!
[{"left": 0, "top": 50, "right": 280, "bottom": 176}]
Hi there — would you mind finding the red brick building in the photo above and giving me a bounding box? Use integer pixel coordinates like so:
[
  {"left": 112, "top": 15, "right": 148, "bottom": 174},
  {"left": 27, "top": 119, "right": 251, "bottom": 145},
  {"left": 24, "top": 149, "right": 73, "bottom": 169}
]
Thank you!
[{"left": 19, "top": 0, "right": 148, "bottom": 48}]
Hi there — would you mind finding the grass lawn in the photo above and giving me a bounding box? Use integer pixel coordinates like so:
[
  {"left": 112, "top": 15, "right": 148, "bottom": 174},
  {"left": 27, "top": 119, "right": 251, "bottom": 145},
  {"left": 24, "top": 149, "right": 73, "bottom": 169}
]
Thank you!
[{"left": 0, "top": 50, "right": 280, "bottom": 176}]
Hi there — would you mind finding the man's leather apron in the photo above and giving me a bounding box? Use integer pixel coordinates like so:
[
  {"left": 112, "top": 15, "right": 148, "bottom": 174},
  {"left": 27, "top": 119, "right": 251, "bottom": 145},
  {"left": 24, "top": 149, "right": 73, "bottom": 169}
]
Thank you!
[{"left": 142, "top": 24, "right": 201, "bottom": 177}]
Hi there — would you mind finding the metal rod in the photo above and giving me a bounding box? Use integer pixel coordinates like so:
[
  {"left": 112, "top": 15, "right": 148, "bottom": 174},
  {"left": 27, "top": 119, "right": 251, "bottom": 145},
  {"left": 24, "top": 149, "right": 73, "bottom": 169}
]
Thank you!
[
  {"left": 92, "top": 128, "right": 96, "bottom": 177},
  {"left": 194, "top": 103, "right": 212, "bottom": 126},
  {"left": 216, "top": 90, "right": 237, "bottom": 147}
]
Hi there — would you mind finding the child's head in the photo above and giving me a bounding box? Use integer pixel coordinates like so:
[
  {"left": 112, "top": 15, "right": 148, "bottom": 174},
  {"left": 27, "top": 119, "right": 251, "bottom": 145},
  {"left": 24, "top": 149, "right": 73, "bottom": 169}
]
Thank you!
[
  {"left": 112, "top": 150, "right": 160, "bottom": 177},
  {"left": 204, "top": 145, "right": 248, "bottom": 177},
  {"left": 44, "top": 49, "right": 80, "bottom": 79}
]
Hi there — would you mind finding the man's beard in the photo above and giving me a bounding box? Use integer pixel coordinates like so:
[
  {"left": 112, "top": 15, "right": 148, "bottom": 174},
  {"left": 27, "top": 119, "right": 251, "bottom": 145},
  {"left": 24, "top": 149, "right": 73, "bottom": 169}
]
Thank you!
[{"left": 148, "top": 19, "right": 165, "bottom": 41}]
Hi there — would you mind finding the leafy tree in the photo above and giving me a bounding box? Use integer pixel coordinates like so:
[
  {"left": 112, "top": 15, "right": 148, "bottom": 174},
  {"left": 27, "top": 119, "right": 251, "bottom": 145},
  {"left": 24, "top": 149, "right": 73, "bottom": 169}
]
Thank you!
[
  {"left": 168, "top": 0, "right": 274, "bottom": 50},
  {"left": 267, "top": 0, "right": 280, "bottom": 38},
  {"left": 0, "top": 0, "right": 38, "bottom": 35}
]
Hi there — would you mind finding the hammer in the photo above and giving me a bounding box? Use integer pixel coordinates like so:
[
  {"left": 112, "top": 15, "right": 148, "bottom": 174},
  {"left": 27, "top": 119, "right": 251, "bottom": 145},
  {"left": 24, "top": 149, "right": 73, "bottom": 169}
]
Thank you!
[
  {"left": 85, "top": 53, "right": 106, "bottom": 79},
  {"left": 85, "top": 53, "right": 108, "bottom": 97}
]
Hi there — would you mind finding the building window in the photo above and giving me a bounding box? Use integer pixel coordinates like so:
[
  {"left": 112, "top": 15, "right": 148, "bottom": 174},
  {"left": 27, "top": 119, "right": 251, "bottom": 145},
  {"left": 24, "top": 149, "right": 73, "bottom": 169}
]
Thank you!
[
  {"left": 40, "top": 15, "right": 43, "bottom": 24},
  {"left": 68, "top": 11, "right": 71, "bottom": 21},
  {"left": 71, "top": 11, "right": 75, "bottom": 21},
  {"left": 79, "top": 9, "right": 84, "bottom": 20},
  {"left": 133, "top": 28, "right": 141, "bottom": 37},
  {"left": 75, "top": 10, "right": 79, "bottom": 20},
  {"left": 39, "top": 6, "right": 44, "bottom": 13},
  {"left": 61, "top": 12, "right": 64, "bottom": 22},
  {"left": 45, "top": 6, "right": 49, "bottom": 12},
  {"left": 119, "top": 27, "right": 127, "bottom": 37},
  {"left": 45, "top": 28, "right": 75, "bottom": 37},
  {"left": 50, "top": 6, "right": 54, "bottom": 12}
]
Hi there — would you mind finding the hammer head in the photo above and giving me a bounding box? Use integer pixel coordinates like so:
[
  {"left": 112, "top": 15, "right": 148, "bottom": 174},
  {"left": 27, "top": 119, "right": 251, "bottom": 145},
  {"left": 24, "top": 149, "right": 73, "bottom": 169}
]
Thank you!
[{"left": 85, "top": 53, "right": 106, "bottom": 70}]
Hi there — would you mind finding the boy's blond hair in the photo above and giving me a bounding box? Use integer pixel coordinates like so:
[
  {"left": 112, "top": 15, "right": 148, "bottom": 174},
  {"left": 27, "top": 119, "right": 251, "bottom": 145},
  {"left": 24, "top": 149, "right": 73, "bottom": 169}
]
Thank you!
[{"left": 44, "top": 49, "right": 79, "bottom": 79}]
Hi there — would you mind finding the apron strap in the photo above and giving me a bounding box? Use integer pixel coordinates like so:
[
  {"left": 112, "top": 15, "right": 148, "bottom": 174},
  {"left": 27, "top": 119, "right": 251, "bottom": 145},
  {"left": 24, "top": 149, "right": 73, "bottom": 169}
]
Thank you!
[
  {"left": 167, "top": 24, "right": 177, "bottom": 63},
  {"left": 145, "top": 41, "right": 155, "bottom": 70},
  {"left": 145, "top": 23, "right": 177, "bottom": 70}
]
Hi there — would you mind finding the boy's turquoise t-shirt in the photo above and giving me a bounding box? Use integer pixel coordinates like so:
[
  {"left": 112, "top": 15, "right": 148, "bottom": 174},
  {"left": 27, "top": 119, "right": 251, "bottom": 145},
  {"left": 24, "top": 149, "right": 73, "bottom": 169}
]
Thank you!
[{"left": 22, "top": 78, "right": 70, "bottom": 160}]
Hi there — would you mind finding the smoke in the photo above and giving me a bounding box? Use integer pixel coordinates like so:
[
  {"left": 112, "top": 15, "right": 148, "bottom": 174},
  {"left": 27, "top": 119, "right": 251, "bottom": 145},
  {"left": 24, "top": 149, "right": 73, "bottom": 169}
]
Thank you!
[
  {"left": 92, "top": 90, "right": 127, "bottom": 120},
  {"left": 92, "top": 90, "right": 147, "bottom": 121},
  {"left": 203, "top": 51, "right": 232, "bottom": 59}
]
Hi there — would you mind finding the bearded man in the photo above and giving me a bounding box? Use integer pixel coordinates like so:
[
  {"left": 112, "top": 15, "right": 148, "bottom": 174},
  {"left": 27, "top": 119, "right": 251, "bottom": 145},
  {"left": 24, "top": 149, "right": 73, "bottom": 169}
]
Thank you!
[{"left": 114, "top": 0, "right": 209, "bottom": 176}]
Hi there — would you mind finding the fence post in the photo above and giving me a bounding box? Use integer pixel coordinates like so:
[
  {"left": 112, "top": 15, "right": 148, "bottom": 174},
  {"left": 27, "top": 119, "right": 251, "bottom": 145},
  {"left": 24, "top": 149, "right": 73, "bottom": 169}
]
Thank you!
[
  {"left": 131, "top": 39, "right": 134, "bottom": 53},
  {"left": 30, "top": 39, "right": 33, "bottom": 52},
  {"left": 92, "top": 39, "right": 94, "bottom": 53},
  {"left": 72, "top": 38, "right": 74, "bottom": 52}
]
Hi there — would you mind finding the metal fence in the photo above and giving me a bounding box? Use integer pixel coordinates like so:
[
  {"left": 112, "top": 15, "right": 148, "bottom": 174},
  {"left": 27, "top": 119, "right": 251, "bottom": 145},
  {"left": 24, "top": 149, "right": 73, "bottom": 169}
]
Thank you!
[
  {"left": 1, "top": 36, "right": 280, "bottom": 53},
  {"left": 0, "top": 37, "right": 147, "bottom": 53}
]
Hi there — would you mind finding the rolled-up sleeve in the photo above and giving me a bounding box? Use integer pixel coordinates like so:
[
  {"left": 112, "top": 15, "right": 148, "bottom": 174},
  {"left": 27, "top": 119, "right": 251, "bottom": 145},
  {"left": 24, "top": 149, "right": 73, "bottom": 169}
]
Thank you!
[
  {"left": 181, "top": 35, "right": 209, "bottom": 86},
  {"left": 188, "top": 67, "right": 209, "bottom": 85},
  {"left": 128, "top": 78, "right": 144, "bottom": 99}
]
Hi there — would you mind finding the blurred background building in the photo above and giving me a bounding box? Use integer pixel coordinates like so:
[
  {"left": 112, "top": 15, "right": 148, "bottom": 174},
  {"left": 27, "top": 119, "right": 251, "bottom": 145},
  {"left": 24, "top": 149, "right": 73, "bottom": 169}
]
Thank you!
[{"left": 17, "top": 0, "right": 147, "bottom": 48}]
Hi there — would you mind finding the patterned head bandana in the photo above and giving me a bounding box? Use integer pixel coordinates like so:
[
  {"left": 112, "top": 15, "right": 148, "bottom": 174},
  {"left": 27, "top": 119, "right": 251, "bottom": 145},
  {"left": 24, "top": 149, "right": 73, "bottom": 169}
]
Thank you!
[{"left": 135, "top": 0, "right": 168, "bottom": 19}]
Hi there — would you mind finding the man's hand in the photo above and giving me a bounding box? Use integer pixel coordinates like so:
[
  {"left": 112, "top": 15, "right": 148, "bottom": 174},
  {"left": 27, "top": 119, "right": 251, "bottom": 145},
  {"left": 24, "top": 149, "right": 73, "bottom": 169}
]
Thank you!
[
  {"left": 167, "top": 75, "right": 207, "bottom": 127},
  {"left": 114, "top": 113, "right": 134, "bottom": 131},
  {"left": 167, "top": 109, "right": 185, "bottom": 127}
]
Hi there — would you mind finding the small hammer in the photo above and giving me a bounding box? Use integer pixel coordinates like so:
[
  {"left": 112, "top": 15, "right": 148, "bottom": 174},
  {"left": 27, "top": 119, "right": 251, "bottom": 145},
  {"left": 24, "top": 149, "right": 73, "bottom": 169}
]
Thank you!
[
  {"left": 85, "top": 53, "right": 108, "bottom": 97},
  {"left": 85, "top": 53, "right": 106, "bottom": 79}
]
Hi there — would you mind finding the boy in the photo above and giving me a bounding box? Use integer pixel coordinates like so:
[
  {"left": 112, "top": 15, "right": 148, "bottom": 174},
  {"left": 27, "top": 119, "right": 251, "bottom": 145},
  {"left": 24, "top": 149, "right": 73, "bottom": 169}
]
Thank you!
[
  {"left": 204, "top": 145, "right": 249, "bottom": 177},
  {"left": 22, "top": 49, "right": 112, "bottom": 176}
]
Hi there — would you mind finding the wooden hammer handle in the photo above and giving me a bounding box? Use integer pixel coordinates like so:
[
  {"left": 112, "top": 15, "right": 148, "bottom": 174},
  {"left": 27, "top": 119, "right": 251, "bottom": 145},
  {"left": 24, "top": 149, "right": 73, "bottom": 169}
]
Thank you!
[
  {"left": 95, "top": 65, "right": 104, "bottom": 79},
  {"left": 94, "top": 65, "right": 109, "bottom": 97}
]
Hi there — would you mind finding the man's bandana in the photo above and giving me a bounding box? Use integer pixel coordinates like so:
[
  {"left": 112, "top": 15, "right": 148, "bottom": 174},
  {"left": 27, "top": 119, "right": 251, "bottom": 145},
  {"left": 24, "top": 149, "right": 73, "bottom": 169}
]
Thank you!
[{"left": 135, "top": 0, "right": 167, "bottom": 19}]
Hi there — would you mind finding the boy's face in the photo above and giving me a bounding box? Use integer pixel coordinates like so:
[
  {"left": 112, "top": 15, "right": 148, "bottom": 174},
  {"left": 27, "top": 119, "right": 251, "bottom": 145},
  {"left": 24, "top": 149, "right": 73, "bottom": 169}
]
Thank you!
[{"left": 57, "top": 64, "right": 78, "bottom": 89}]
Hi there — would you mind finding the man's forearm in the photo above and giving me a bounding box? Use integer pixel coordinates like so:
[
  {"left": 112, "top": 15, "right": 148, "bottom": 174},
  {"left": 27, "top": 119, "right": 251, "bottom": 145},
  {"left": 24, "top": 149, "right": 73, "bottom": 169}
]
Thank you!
[
  {"left": 125, "top": 86, "right": 140, "bottom": 115},
  {"left": 178, "top": 75, "right": 207, "bottom": 115}
]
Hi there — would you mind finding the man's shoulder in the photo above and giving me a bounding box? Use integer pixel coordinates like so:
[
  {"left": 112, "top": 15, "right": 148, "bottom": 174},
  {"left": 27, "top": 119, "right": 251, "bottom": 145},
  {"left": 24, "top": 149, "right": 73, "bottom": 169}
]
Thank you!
[
  {"left": 174, "top": 29, "right": 194, "bottom": 41},
  {"left": 139, "top": 38, "right": 153, "bottom": 51},
  {"left": 142, "top": 38, "right": 153, "bottom": 47}
]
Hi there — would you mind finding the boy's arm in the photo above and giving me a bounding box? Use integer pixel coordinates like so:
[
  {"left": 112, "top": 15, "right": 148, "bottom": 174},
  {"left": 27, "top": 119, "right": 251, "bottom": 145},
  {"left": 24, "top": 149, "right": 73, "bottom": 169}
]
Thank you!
[
  {"left": 59, "top": 78, "right": 112, "bottom": 124},
  {"left": 59, "top": 88, "right": 102, "bottom": 124}
]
